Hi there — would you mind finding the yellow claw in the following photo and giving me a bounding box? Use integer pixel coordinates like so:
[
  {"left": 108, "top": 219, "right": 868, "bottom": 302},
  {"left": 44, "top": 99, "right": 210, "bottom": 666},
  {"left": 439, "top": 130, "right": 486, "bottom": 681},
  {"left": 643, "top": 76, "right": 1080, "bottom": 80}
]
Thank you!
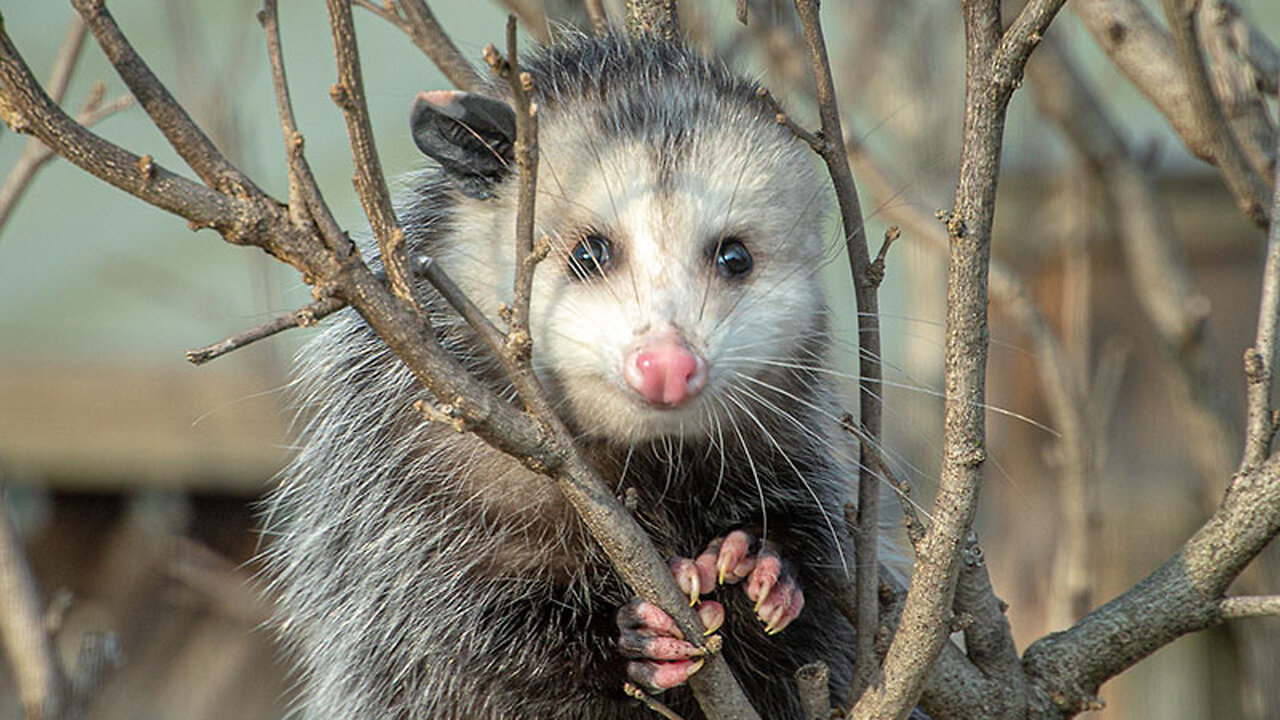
[{"left": 688, "top": 573, "right": 701, "bottom": 607}]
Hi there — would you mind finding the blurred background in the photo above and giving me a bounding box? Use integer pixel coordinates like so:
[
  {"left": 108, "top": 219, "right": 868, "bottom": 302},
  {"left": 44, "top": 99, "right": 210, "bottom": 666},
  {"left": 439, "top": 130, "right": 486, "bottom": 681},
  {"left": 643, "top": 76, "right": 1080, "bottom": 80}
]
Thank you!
[{"left": 0, "top": 1, "right": 1277, "bottom": 718}]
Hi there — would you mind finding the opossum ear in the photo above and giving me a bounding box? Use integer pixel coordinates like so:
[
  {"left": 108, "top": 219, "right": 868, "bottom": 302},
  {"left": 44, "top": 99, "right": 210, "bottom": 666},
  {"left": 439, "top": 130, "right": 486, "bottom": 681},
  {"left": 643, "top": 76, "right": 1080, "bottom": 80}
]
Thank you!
[{"left": 411, "top": 91, "right": 516, "bottom": 195}]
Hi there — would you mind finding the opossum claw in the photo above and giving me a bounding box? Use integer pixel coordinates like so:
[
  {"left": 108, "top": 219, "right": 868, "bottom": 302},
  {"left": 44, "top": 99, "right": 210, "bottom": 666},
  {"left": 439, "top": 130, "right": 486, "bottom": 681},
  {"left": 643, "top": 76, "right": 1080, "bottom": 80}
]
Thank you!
[
  {"left": 669, "top": 557, "right": 703, "bottom": 606},
  {"left": 697, "top": 530, "right": 756, "bottom": 585}
]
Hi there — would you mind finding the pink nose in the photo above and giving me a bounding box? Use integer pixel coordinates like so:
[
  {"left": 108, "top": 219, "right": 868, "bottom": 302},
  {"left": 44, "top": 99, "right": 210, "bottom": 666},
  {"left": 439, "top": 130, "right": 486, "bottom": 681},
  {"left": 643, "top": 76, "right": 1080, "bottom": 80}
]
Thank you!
[{"left": 624, "top": 337, "right": 707, "bottom": 407}]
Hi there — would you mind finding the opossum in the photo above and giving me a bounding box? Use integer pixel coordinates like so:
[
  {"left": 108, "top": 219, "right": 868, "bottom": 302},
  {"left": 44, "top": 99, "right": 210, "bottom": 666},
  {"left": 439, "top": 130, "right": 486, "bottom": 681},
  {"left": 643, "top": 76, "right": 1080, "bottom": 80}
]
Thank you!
[{"left": 264, "top": 32, "right": 863, "bottom": 720}]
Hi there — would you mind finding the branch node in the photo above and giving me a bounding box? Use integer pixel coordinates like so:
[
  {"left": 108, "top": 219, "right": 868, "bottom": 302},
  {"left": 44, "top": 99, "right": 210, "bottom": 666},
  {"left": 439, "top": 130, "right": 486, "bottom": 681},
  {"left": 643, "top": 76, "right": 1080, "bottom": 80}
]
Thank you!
[
  {"left": 506, "top": 329, "right": 532, "bottom": 362},
  {"left": 483, "top": 43, "right": 509, "bottom": 78},
  {"left": 328, "top": 82, "right": 352, "bottom": 109},
  {"left": 529, "top": 235, "right": 552, "bottom": 264},
  {"left": 868, "top": 226, "right": 900, "bottom": 289},
  {"left": 136, "top": 154, "right": 155, "bottom": 182},
  {"left": 414, "top": 399, "right": 469, "bottom": 433}
]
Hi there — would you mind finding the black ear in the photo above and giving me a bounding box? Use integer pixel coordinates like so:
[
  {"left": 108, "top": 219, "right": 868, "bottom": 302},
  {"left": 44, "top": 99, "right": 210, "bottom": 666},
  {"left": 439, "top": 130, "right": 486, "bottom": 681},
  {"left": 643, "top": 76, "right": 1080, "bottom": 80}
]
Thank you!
[{"left": 411, "top": 91, "right": 516, "bottom": 195}]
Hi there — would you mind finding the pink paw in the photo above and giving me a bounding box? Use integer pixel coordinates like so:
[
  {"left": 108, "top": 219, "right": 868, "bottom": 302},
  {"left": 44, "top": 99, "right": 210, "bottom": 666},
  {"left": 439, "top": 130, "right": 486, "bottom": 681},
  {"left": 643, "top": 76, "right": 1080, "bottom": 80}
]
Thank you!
[
  {"left": 616, "top": 598, "right": 724, "bottom": 692},
  {"left": 674, "top": 530, "right": 805, "bottom": 635}
]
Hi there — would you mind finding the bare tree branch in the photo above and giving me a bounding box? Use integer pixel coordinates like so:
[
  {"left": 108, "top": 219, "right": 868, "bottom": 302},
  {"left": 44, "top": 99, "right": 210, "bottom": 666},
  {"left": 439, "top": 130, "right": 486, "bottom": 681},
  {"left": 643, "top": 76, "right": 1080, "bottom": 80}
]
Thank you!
[
  {"left": 1199, "top": 1, "right": 1277, "bottom": 183},
  {"left": 71, "top": 0, "right": 260, "bottom": 196},
  {"left": 1219, "top": 595, "right": 1280, "bottom": 619},
  {"left": 1027, "top": 28, "right": 1238, "bottom": 488},
  {"left": 1071, "top": 0, "right": 1211, "bottom": 161},
  {"left": 0, "top": 89, "right": 132, "bottom": 232},
  {"left": 849, "top": 2, "right": 1065, "bottom": 717},
  {"left": 788, "top": 0, "right": 882, "bottom": 698},
  {"left": 186, "top": 295, "right": 345, "bottom": 365},
  {"left": 327, "top": 0, "right": 421, "bottom": 311},
  {"left": 1162, "top": 0, "right": 1270, "bottom": 226},
  {"left": 1241, "top": 127, "right": 1280, "bottom": 470},
  {"left": 1022, "top": 449, "right": 1280, "bottom": 714}
]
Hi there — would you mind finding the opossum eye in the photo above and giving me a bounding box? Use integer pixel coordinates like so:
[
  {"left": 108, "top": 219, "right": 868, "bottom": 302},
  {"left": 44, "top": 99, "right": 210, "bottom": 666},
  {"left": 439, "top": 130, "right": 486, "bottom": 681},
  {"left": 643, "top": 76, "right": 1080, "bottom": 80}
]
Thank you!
[
  {"left": 569, "top": 234, "right": 612, "bottom": 279},
  {"left": 715, "top": 238, "right": 753, "bottom": 279}
]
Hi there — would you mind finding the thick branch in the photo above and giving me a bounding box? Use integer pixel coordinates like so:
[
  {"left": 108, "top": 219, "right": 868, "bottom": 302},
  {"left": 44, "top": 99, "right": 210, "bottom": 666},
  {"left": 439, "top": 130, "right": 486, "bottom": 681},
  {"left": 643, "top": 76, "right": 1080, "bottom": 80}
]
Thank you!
[
  {"left": 0, "top": 89, "right": 132, "bottom": 231},
  {"left": 850, "top": 2, "right": 1065, "bottom": 717},
  {"left": 1022, "top": 451, "right": 1280, "bottom": 715},
  {"left": 0, "top": 27, "right": 248, "bottom": 239}
]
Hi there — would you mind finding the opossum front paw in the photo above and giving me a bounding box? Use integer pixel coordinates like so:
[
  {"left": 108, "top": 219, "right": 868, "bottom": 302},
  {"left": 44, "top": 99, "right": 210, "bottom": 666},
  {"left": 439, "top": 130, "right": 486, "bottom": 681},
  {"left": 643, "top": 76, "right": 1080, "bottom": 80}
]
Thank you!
[
  {"left": 681, "top": 530, "right": 805, "bottom": 635},
  {"left": 616, "top": 598, "right": 724, "bottom": 692}
]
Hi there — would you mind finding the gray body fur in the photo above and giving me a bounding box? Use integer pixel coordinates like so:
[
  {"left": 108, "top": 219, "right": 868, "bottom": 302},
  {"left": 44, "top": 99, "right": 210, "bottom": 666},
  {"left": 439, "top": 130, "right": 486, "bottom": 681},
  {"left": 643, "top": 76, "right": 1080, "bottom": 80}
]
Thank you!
[{"left": 265, "top": 33, "right": 858, "bottom": 719}]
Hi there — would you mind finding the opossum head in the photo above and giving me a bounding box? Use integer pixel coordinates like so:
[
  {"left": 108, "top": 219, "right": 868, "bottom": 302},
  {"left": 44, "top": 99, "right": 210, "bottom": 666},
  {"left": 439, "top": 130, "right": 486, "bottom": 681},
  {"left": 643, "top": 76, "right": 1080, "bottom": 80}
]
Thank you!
[{"left": 412, "top": 36, "right": 831, "bottom": 446}]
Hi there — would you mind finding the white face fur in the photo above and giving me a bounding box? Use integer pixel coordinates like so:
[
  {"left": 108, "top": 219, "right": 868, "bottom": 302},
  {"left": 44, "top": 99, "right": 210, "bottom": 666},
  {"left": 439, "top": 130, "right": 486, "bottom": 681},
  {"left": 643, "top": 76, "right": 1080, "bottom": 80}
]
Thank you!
[{"left": 440, "top": 103, "right": 831, "bottom": 445}]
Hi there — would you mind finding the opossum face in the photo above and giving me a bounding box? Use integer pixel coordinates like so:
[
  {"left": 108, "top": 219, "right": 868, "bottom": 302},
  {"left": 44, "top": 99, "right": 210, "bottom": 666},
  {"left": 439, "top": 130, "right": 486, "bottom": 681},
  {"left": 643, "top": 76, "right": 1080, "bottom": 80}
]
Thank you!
[{"left": 415, "top": 81, "right": 830, "bottom": 445}]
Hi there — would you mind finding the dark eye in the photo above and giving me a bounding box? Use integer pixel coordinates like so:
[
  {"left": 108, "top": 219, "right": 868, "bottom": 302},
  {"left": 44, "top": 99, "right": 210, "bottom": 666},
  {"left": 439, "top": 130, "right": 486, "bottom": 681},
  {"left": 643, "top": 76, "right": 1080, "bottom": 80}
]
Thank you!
[
  {"left": 715, "top": 238, "right": 753, "bottom": 279},
  {"left": 568, "top": 234, "right": 612, "bottom": 280}
]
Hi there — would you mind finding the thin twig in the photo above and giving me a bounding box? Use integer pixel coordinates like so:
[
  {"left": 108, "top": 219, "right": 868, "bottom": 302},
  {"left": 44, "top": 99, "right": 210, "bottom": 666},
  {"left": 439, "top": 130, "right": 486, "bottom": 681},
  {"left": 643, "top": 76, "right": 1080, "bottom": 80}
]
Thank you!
[
  {"left": 789, "top": 0, "right": 881, "bottom": 700},
  {"left": 497, "top": 0, "right": 551, "bottom": 43},
  {"left": 1162, "top": 0, "right": 1270, "bottom": 225},
  {"left": 186, "top": 295, "right": 345, "bottom": 365},
  {"left": 488, "top": 18, "right": 542, "bottom": 377},
  {"left": 1219, "top": 595, "right": 1280, "bottom": 619},
  {"left": 259, "top": 0, "right": 354, "bottom": 263},
  {"left": 624, "top": 682, "right": 687, "bottom": 720},
  {"left": 755, "top": 86, "right": 822, "bottom": 153},
  {"left": 1241, "top": 125, "right": 1280, "bottom": 471},
  {"left": 326, "top": 0, "right": 420, "bottom": 310},
  {"left": 45, "top": 16, "right": 89, "bottom": 106}
]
